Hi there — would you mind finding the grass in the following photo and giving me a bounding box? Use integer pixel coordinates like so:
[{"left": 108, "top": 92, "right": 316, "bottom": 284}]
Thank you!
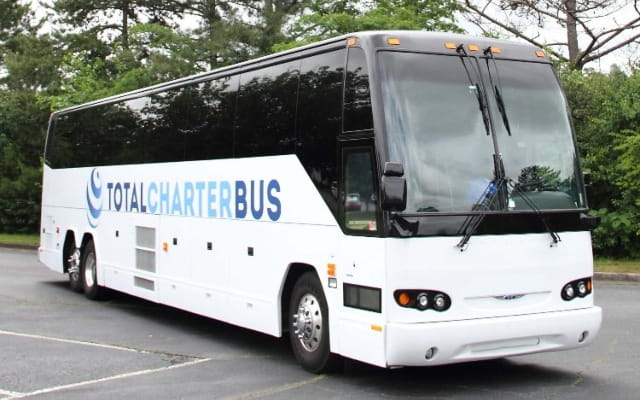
[
  {"left": 0, "top": 233, "right": 40, "bottom": 247},
  {"left": 594, "top": 258, "right": 640, "bottom": 274}
]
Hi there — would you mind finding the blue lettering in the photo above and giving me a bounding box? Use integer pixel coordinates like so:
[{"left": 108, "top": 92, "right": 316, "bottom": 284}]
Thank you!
[
  {"left": 140, "top": 182, "right": 147, "bottom": 212},
  {"left": 220, "top": 181, "right": 232, "bottom": 218},
  {"left": 267, "top": 180, "right": 281, "bottom": 221},
  {"left": 159, "top": 182, "right": 170, "bottom": 214},
  {"left": 207, "top": 181, "right": 217, "bottom": 218},
  {"left": 114, "top": 183, "right": 123, "bottom": 211},
  {"left": 123, "top": 182, "right": 131, "bottom": 211},
  {"left": 195, "top": 182, "right": 205, "bottom": 217},
  {"left": 171, "top": 182, "right": 182, "bottom": 215},
  {"left": 235, "top": 181, "right": 247, "bottom": 218},
  {"left": 184, "top": 182, "right": 195, "bottom": 216},
  {"left": 107, "top": 183, "right": 114, "bottom": 210},
  {"left": 250, "top": 180, "right": 264, "bottom": 219},
  {"left": 130, "top": 183, "right": 139, "bottom": 212},
  {"left": 148, "top": 182, "right": 158, "bottom": 213}
]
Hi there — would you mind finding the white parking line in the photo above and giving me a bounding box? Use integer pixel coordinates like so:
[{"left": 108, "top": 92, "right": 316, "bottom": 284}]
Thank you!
[
  {"left": 0, "top": 389, "right": 24, "bottom": 399},
  {"left": 222, "top": 375, "right": 326, "bottom": 400},
  {"left": 0, "top": 329, "right": 151, "bottom": 354},
  {"left": 5, "top": 357, "right": 212, "bottom": 399}
]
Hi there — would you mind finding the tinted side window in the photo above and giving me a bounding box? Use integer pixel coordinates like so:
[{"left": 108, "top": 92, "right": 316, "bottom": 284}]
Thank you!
[
  {"left": 47, "top": 102, "right": 140, "bottom": 168},
  {"left": 343, "top": 47, "right": 373, "bottom": 132},
  {"left": 296, "top": 49, "right": 345, "bottom": 215},
  {"left": 235, "top": 62, "right": 300, "bottom": 157},
  {"left": 145, "top": 88, "right": 190, "bottom": 162},
  {"left": 184, "top": 76, "right": 238, "bottom": 161}
]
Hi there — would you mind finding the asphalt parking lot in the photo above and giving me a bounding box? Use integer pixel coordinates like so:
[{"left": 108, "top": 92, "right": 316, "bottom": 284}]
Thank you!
[{"left": 2, "top": 247, "right": 639, "bottom": 399}]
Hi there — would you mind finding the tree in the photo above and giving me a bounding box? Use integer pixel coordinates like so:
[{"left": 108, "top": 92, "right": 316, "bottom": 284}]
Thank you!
[
  {"left": 560, "top": 67, "right": 640, "bottom": 256},
  {"left": 52, "top": 0, "right": 193, "bottom": 50},
  {"left": 278, "top": 0, "right": 462, "bottom": 49},
  {"left": 0, "top": 2, "right": 60, "bottom": 232},
  {"left": 460, "top": 0, "right": 640, "bottom": 70}
]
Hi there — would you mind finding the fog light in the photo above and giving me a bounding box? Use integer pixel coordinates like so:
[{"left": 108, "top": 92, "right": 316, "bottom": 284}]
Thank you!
[
  {"left": 425, "top": 347, "right": 438, "bottom": 360},
  {"left": 433, "top": 294, "right": 446, "bottom": 310},
  {"left": 416, "top": 293, "right": 429, "bottom": 310},
  {"left": 579, "top": 330, "right": 589, "bottom": 343},
  {"left": 577, "top": 281, "right": 587, "bottom": 296}
]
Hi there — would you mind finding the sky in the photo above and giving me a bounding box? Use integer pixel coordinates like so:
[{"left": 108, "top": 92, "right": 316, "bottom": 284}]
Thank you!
[{"left": 458, "top": 1, "right": 639, "bottom": 71}]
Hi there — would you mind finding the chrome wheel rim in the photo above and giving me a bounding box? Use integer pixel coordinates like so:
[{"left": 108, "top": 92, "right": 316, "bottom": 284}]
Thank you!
[
  {"left": 292, "top": 293, "right": 323, "bottom": 352},
  {"left": 68, "top": 248, "right": 81, "bottom": 277},
  {"left": 84, "top": 251, "right": 96, "bottom": 288}
]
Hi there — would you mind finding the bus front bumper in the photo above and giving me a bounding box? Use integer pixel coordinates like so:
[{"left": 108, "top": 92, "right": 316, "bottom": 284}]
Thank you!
[{"left": 385, "top": 306, "right": 602, "bottom": 367}]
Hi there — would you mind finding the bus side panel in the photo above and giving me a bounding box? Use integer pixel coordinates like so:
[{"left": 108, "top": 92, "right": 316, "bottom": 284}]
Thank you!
[
  {"left": 41, "top": 155, "right": 343, "bottom": 338},
  {"left": 331, "top": 236, "right": 388, "bottom": 367}
]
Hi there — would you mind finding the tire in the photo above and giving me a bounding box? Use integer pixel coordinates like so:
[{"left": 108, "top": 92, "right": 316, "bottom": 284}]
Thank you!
[
  {"left": 64, "top": 240, "right": 83, "bottom": 293},
  {"left": 289, "top": 272, "right": 342, "bottom": 373},
  {"left": 80, "top": 239, "right": 106, "bottom": 300}
]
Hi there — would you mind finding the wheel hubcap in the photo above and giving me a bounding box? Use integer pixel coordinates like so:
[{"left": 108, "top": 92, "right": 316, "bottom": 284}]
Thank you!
[
  {"left": 68, "top": 248, "right": 80, "bottom": 276},
  {"left": 292, "top": 293, "right": 323, "bottom": 352},
  {"left": 84, "top": 252, "right": 95, "bottom": 288}
]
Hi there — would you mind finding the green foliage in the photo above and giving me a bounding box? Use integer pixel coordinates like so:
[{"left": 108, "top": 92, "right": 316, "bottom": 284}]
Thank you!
[
  {"left": 277, "top": 0, "right": 462, "bottom": 50},
  {"left": 560, "top": 68, "right": 640, "bottom": 257}
]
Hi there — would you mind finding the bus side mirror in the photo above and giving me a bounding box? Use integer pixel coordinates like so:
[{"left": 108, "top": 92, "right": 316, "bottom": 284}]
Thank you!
[{"left": 381, "top": 162, "right": 407, "bottom": 211}]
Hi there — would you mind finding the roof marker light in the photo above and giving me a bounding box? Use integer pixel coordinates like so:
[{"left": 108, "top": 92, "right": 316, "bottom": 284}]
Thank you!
[
  {"left": 491, "top": 46, "right": 502, "bottom": 54},
  {"left": 536, "top": 50, "right": 546, "bottom": 58},
  {"left": 347, "top": 37, "right": 357, "bottom": 47},
  {"left": 445, "top": 42, "right": 457, "bottom": 49},
  {"left": 387, "top": 38, "right": 401, "bottom": 45},
  {"left": 468, "top": 44, "right": 479, "bottom": 51}
]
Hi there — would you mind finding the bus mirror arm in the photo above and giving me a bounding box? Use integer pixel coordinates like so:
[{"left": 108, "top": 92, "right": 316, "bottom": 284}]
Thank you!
[{"left": 580, "top": 213, "right": 600, "bottom": 230}]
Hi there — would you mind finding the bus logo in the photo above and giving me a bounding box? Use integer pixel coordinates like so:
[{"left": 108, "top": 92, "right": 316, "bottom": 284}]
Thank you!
[{"left": 86, "top": 168, "right": 103, "bottom": 228}]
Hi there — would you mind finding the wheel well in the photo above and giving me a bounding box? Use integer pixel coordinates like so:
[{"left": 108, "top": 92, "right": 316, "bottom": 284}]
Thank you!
[
  {"left": 281, "top": 263, "right": 318, "bottom": 333},
  {"left": 80, "top": 233, "right": 93, "bottom": 250},
  {"left": 62, "top": 231, "right": 77, "bottom": 273},
  {"left": 62, "top": 232, "right": 94, "bottom": 273}
]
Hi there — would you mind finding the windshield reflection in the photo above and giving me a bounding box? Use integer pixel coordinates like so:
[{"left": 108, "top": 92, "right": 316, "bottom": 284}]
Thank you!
[{"left": 378, "top": 51, "right": 585, "bottom": 213}]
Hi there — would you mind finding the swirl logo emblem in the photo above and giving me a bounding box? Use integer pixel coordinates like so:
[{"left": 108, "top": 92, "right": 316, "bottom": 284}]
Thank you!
[{"left": 86, "top": 168, "right": 103, "bottom": 228}]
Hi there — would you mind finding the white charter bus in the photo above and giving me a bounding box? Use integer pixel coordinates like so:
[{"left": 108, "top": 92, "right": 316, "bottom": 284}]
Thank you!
[{"left": 40, "top": 31, "right": 602, "bottom": 372}]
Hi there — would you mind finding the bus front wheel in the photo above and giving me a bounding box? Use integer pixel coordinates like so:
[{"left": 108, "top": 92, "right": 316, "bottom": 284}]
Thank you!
[
  {"left": 80, "top": 240, "right": 106, "bottom": 300},
  {"left": 289, "top": 272, "right": 341, "bottom": 373}
]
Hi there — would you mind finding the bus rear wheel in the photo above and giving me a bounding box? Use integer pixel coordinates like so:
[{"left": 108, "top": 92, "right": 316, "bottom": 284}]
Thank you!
[
  {"left": 80, "top": 240, "right": 106, "bottom": 300},
  {"left": 66, "top": 244, "right": 83, "bottom": 293},
  {"left": 289, "top": 272, "right": 341, "bottom": 373}
]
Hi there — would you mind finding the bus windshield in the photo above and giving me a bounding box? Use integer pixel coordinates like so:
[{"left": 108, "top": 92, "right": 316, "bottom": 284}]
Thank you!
[{"left": 378, "top": 51, "right": 585, "bottom": 214}]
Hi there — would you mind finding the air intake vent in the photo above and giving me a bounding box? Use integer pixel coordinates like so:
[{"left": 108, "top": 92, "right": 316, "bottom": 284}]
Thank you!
[
  {"left": 136, "top": 226, "right": 156, "bottom": 272},
  {"left": 134, "top": 276, "right": 155, "bottom": 291}
]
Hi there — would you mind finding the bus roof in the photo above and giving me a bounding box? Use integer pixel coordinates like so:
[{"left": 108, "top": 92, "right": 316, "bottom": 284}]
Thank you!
[{"left": 53, "top": 30, "right": 546, "bottom": 115}]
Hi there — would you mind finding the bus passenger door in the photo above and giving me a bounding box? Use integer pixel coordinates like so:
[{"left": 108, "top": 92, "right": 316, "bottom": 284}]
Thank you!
[
  {"left": 339, "top": 140, "right": 380, "bottom": 234},
  {"left": 335, "top": 139, "right": 387, "bottom": 366}
]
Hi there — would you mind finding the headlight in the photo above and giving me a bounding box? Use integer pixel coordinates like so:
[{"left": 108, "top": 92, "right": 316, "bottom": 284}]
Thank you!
[
  {"left": 561, "top": 277, "right": 592, "bottom": 301},
  {"left": 394, "top": 289, "right": 451, "bottom": 312}
]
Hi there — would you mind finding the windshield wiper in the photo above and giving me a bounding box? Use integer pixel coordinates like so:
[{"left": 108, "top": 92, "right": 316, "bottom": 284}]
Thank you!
[
  {"left": 456, "top": 177, "right": 505, "bottom": 251},
  {"left": 484, "top": 47, "right": 512, "bottom": 136},
  {"left": 508, "top": 180, "right": 561, "bottom": 246},
  {"left": 457, "top": 44, "right": 491, "bottom": 136}
]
